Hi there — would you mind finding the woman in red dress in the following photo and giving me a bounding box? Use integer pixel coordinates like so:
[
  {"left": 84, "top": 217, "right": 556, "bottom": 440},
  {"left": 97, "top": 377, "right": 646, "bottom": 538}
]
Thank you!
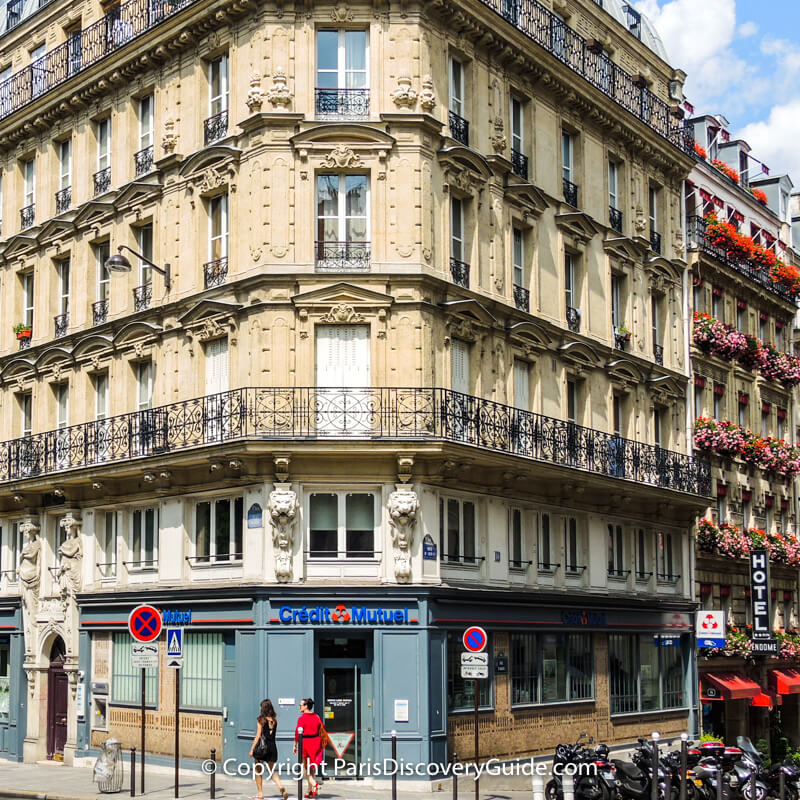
[{"left": 293, "top": 698, "right": 323, "bottom": 797}]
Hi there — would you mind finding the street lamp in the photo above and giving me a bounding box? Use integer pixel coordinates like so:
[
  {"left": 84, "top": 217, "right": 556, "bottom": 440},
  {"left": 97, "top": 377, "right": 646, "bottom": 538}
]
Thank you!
[{"left": 105, "top": 245, "right": 171, "bottom": 290}]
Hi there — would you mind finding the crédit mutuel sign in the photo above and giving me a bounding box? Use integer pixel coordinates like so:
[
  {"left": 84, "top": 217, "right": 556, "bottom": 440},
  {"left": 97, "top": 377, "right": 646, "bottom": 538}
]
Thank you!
[
  {"left": 750, "top": 549, "right": 778, "bottom": 655},
  {"left": 271, "top": 603, "right": 418, "bottom": 625}
]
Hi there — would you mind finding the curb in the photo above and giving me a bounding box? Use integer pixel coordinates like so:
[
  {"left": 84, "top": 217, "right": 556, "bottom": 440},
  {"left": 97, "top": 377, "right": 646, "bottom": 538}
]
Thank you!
[{"left": 0, "top": 792, "right": 100, "bottom": 800}]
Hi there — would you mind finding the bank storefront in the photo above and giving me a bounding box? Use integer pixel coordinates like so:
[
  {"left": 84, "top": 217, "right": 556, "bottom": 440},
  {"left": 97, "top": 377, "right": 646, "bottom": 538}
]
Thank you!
[{"left": 0, "top": 599, "right": 25, "bottom": 760}]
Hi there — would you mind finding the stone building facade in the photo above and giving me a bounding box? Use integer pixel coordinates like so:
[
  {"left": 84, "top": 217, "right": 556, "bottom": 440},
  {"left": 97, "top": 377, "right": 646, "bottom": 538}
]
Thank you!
[{"left": 0, "top": 0, "right": 711, "bottom": 775}]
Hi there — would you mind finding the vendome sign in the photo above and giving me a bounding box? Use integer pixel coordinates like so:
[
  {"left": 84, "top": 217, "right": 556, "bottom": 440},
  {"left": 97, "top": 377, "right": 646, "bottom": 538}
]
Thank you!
[{"left": 750, "top": 549, "right": 778, "bottom": 654}]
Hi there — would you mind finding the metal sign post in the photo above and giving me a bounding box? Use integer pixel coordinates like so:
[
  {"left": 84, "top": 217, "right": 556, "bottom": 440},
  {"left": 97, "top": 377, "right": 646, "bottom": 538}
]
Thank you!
[
  {"left": 473, "top": 680, "right": 479, "bottom": 800},
  {"left": 174, "top": 666, "right": 180, "bottom": 798},
  {"left": 166, "top": 627, "right": 184, "bottom": 799},
  {"left": 461, "top": 627, "right": 487, "bottom": 800},
  {"left": 140, "top": 668, "right": 146, "bottom": 794}
]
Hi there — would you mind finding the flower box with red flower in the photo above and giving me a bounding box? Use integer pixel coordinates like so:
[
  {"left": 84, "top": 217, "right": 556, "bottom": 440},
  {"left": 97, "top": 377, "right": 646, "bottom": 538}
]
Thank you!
[
  {"left": 750, "top": 188, "right": 768, "bottom": 205},
  {"left": 711, "top": 159, "right": 741, "bottom": 184},
  {"left": 694, "top": 142, "right": 707, "bottom": 159}
]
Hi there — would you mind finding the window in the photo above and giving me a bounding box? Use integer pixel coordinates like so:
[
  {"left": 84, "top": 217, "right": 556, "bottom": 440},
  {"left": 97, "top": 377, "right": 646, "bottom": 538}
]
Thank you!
[
  {"left": 209, "top": 55, "right": 229, "bottom": 116},
  {"left": 611, "top": 274, "right": 622, "bottom": 328},
  {"left": 511, "top": 96, "right": 523, "bottom": 155},
  {"left": 96, "top": 241, "right": 111, "bottom": 302},
  {"left": 741, "top": 498, "right": 750, "bottom": 528},
  {"left": 194, "top": 497, "right": 243, "bottom": 562},
  {"left": 58, "top": 259, "right": 70, "bottom": 317},
  {"left": 513, "top": 359, "right": 530, "bottom": 410},
  {"left": 449, "top": 58, "right": 464, "bottom": 117},
  {"left": 608, "top": 160, "right": 619, "bottom": 210},
  {"left": 97, "top": 118, "right": 111, "bottom": 172},
  {"left": 450, "top": 196, "right": 464, "bottom": 262},
  {"left": 635, "top": 528, "right": 649, "bottom": 580},
  {"left": 512, "top": 227, "right": 524, "bottom": 288},
  {"left": 608, "top": 524, "right": 625, "bottom": 577},
  {"left": 510, "top": 633, "right": 593, "bottom": 706},
  {"left": 509, "top": 508, "right": 523, "bottom": 568},
  {"left": 181, "top": 632, "right": 223, "bottom": 710},
  {"left": 23, "top": 158, "right": 34, "bottom": 208},
  {"left": 2, "top": 524, "right": 20, "bottom": 581},
  {"left": 0, "top": 641, "right": 8, "bottom": 721},
  {"left": 19, "top": 392, "right": 31, "bottom": 437},
  {"left": 137, "top": 224, "right": 153, "bottom": 285},
  {"left": 316, "top": 30, "right": 368, "bottom": 111},
  {"left": 316, "top": 174, "right": 369, "bottom": 251},
  {"left": 95, "top": 372, "right": 108, "bottom": 421},
  {"left": 651, "top": 295, "right": 661, "bottom": 346},
  {"left": 566, "top": 380, "right": 577, "bottom": 423},
  {"left": 204, "top": 336, "right": 229, "bottom": 394},
  {"left": 30, "top": 43, "right": 45, "bottom": 98},
  {"left": 98, "top": 511, "right": 117, "bottom": 578},
  {"left": 693, "top": 283, "right": 703, "bottom": 313},
  {"left": 712, "top": 290, "right": 722, "bottom": 319},
  {"left": 564, "top": 516, "right": 579, "bottom": 573},
  {"left": 562, "top": 131, "right": 573, "bottom": 183},
  {"left": 309, "top": 491, "right": 376, "bottom": 559},
  {"left": 736, "top": 301, "right": 745, "bottom": 332},
  {"left": 111, "top": 632, "right": 157, "bottom": 705},
  {"left": 653, "top": 408, "right": 662, "bottom": 449},
  {"left": 778, "top": 410, "right": 786, "bottom": 440},
  {"left": 657, "top": 531, "right": 676, "bottom": 580},
  {"left": 138, "top": 95, "right": 153, "bottom": 151},
  {"left": 713, "top": 386, "right": 722, "bottom": 420},
  {"left": 613, "top": 394, "right": 622, "bottom": 436},
  {"left": 130, "top": 507, "right": 158, "bottom": 568},
  {"left": 649, "top": 186, "right": 658, "bottom": 234},
  {"left": 447, "top": 632, "right": 490, "bottom": 710},
  {"left": 539, "top": 512, "right": 552, "bottom": 570},
  {"left": 565, "top": 253, "right": 576, "bottom": 310},
  {"left": 439, "top": 497, "right": 476, "bottom": 564},
  {"left": 451, "top": 338, "right": 469, "bottom": 394},
  {"left": 59, "top": 139, "right": 71, "bottom": 192},
  {"left": 22, "top": 272, "right": 34, "bottom": 328},
  {"left": 209, "top": 194, "right": 229, "bottom": 260},
  {"left": 694, "top": 386, "right": 703, "bottom": 420},
  {"left": 760, "top": 408, "right": 768, "bottom": 436},
  {"left": 609, "top": 634, "right": 685, "bottom": 714},
  {"left": 137, "top": 361, "right": 153, "bottom": 411},
  {"left": 56, "top": 384, "right": 68, "bottom": 431},
  {"left": 759, "top": 314, "right": 768, "bottom": 342}
]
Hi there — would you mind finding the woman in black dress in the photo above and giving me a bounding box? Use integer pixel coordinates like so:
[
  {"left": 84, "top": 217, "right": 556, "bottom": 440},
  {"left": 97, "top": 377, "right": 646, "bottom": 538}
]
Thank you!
[{"left": 249, "top": 699, "right": 289, "bottom": 799}]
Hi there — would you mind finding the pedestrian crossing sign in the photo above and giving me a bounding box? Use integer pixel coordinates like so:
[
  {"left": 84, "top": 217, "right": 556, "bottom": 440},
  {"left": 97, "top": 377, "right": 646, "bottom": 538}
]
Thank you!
[{"left": 166, "top": 627, "right": 183, "bottom": 657}]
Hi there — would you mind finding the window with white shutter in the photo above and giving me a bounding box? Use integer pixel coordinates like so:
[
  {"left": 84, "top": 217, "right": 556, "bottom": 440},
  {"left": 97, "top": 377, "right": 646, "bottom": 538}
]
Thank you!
[
  {"left": 513, "top": 360, "right": 530, "bottom": 410},
  {"left": 205, "top": 338, "right": 229, "bottom": 395},
  {"left": 451, "top": 339, "right": 469, "bottom": 394},
  {"left": 315, "top": 325, "right": 369, "bottom": 388}
]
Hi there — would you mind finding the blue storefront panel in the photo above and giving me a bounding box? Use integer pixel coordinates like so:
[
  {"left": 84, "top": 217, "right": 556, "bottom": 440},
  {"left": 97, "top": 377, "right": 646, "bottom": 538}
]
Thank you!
[{"left": 0, "top": 601, "right": 26, "bottom": 761}]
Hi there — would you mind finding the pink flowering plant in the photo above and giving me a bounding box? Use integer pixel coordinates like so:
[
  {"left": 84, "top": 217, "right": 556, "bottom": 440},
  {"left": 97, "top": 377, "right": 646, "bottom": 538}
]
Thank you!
[
  {"left": 697, "top": 519, "right": 800, "bottom": 566},
  {"left": 694, "top": 418, "right": 748, "bottom": 457},
  {"left": 776, "top": 630, "right": 800, "bottom": 660},
  {"left": 703, "top": 626, "right": 754, "bottom": 660}
]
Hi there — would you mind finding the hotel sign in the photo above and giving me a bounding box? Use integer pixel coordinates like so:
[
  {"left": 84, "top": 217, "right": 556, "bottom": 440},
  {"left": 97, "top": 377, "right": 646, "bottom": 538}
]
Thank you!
[{"left": 750, "top": 549, "right": 777, "bottom": 653}]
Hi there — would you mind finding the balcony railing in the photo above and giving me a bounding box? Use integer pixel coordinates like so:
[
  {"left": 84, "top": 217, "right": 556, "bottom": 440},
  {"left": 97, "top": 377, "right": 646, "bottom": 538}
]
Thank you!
[
  {"left": 476, "top": 0, "right": 695, "bottom": 155},
  {"left": 448, "top": 110, "right": 469, "bottom": 146},
  {"left": 93, "top": 166, "right": 111, "bottom": 196},
  {"left": 609, "top": 206, "right": 623, "bottom": 233},
  {"left": 566, "top": 305, "right": 580, "bottom": 332},
  {"left": 687, "top": 215, "right": 795, "bottom": 303},
  {"left": 0, "top": 386, "right": 711, "bottom": 494},
  {"left": 315, "top": 241, "right": 370, "bottom": 273},
  {"left": 513, "top": 284, "right": 530, "bottom": 311},
  {"left": 134, "top": 145, "right": 154, "bottom": 176},
  {"left": 92, "top": 299, "right": 109, "bottom": 326},
  {"left": 511, "top": 149, "right": 528, "bottom": 180},
  {"left": 203, "top": 257, "right": 229, "bottom": 288},
  {"left": 315, "top": 88, "right": 369, "bottom": 119},
  {"left": 204, "top": 110, "right": 228, "bottom": 145},
  {"left": 18, "top": 335, "right": 30, "bottom": 350},
  {"left": 650, "top": 230, "right": 662, "bottom": 255},
  {"left": 55, "top": 187, "right": 71, "bottom": 214},
  {"left": 133, "top": 283, "right": 152, "bottom": 312},
  {"left": 20, "top": 204, "right": 35, "bottom": 229},
  {"left": 654, "top": 343, "right": 664, "bottom": 365},
  {"left": 450, "top": 257, "right": 470, "bottom": 288},
  {"left": 563, "top": 178, "right": 578, "bottom": 207},
  {"left": 54, "top": 313, "right": 68, "bottom": 338}
]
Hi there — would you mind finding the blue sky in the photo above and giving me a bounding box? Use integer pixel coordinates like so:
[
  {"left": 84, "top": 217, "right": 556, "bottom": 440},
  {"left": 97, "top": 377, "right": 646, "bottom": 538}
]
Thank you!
[{"left": 633, "top": 0, "right": 800, "bottom": 183}]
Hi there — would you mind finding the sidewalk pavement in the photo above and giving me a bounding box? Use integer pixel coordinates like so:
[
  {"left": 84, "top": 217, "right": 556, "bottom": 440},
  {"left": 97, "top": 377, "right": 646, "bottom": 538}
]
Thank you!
[{"left": 0, "top": 759, "right": 535, "bottom": 800}]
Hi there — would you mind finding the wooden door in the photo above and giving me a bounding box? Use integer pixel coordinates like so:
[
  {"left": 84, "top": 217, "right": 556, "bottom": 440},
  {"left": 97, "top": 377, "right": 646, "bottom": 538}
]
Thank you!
[{"left": 46, "top": 638, "right": 68, "bottom": 760}]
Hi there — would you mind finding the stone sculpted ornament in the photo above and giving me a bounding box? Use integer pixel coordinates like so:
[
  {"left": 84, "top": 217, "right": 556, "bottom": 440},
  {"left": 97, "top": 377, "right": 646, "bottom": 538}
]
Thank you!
[
  {"left": 57, "top": 514, "right": 83, "bottom": 602},
  {"left": 266, "top": 67, "right": 293, "bottom": 108},
  {"left": 18, "top": 520, "right": 40, "bottom": 655},
  {"left": 269, "top": 485, "right": 298, "bottom": 583},
  {"left": 388, "top": 486, "right": 419, "bottom": 582}
]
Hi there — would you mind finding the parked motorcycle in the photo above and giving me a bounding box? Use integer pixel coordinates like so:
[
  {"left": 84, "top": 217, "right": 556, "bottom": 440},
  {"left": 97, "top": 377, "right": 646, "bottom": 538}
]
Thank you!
[
  {"left": 613, "top": 737, "right": 671, "bottom": 800},
  {"left": 546, "top": 733, "right": 616, "bottom": 800},
  {"left": 737, "top": 736, "right": 800, "bottom": 800}
]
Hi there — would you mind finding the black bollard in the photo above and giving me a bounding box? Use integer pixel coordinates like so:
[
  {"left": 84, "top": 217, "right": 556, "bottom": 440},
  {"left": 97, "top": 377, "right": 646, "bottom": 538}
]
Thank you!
[
  {"left": 679, "top": 736, "right": 688, "bottom": 800},
  {"left": 130, "top": 748, "right": 136, "bottom": 797},
  {"left": 749, "top": 770, "right": 756, "bottom": 800},
  {"left": 651, "top": 736, "right": 660, "bottom": 800},
  {"left": 297, "top": 729, "right": 304, "bottom": 800},
  {"left": 210, "top": 748, "right": 216, "bottom": 800},
  {"left": 391, "top": 730, "right": 398, "bottom": 800},
  {"left": 716, "top": 766, "right": 723, "bottom": 800},
  {"left": 452, "top": 750, "right": 458, "bottom": 800},
  {"left": 780, "top": 768, "right": 786, "bottom": 800}
]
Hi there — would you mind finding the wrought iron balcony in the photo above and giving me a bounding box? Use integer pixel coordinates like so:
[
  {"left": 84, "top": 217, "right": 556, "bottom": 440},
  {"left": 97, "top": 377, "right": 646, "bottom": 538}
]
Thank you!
[
  {"left": 315, "top": 88, "right": 369, "bottom": 119},
  {"left": 0, "top": 386, "right": 711, "bottom": 494},
  {"left": 203, "top": 256, "right": 229, "bottom": 288},
  {"left": 133, "top": 283, "right": 152, "bottom": 312},
  {"left": 513, "top": 284, "right": 530, "bottom": 312},
  {"left": 687, "top": 215, "right": 796, "bottom": 303},
  {"left": 134, "top": 145, "right": 154, "bottom": 176},
  {"left": 448, "top": 111, "right": 469, "bottom": 146},
  {"left": 654, "top": 343, "right": 664, "bottom": 365},
  {"left": 563, "top": 178, "right": 578, "bottom": 207},
  {"left": 204, "top": 110, "right": 228, "bottom": 145},
  {"left": 566, "top": 305, "right": 580, "bottom": 332},
  {"left": 650, "top": 230, "right": 662, "bottom": 255},
  {"left": 54, "top": 313, "right": 68, "bottom": 338},
  {"left": 55, "top": 187, "right": 71, "bottom": 214},
  {"left": 18, "top": 335, "right": 30, "bottom": 350},
  {"left": 613, "top": 327, "right": 630, "bottom": 351},
  {"left": 315, "top": 241, "right": 370, "bottom": 273},
  {"left": 450, "top": 257, "right": 470, "bottom": 288},
  {"left": 609, "top": 206, "right": 623, "bottom": 234},
  {"left": 511, "top": 149, "right": 528, "bottom": 180},
  {"left": 20, "top": 204, "right": 35, "bottom": 229},
  {"left": 93, "top": 166, "right": 111, "bottom": 196},
  {"left": 92, "top": 299, "right": 109, "bottom": 326}
]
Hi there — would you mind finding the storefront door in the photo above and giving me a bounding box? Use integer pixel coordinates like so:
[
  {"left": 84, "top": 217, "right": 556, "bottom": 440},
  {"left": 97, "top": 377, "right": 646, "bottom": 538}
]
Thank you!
[
  {"left": 46, "top": 637, "right": 68, "bottom": 760},
  {"left": 316, "top": 635, "right": 373, "bottom": 776}
]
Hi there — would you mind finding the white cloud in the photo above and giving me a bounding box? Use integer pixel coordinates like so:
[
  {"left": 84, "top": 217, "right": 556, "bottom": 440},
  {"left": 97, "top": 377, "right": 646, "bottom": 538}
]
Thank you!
[
  {"left": 739, "top": 99, "right": 800, "bottom": 184},
  {"left": 738, "top": 20, "right": 758, "bottom": 37}
]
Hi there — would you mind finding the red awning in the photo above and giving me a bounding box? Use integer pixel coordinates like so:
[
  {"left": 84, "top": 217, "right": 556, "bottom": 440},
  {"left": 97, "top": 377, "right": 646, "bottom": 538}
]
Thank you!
[
  {"left": 700, "top": 188, "right": 713, "bottom": 202},
  {"left": 770, "top": 669, "right": 800, "bottom": 695},
  {"left": 704, "top": 672, "right": 761, "bottom": 700},
  {"left": 751, "top": 691, "right": 776, "bottom": 710}
]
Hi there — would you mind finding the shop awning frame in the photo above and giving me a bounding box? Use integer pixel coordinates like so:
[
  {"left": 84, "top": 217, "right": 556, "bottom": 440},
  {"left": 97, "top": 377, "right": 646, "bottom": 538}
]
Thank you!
[
  {"left": 704, "top": 672, "right": 761, "bottom": 700},
  {"left": 769, "top": 669, "right": 800, "bottom": 695}
]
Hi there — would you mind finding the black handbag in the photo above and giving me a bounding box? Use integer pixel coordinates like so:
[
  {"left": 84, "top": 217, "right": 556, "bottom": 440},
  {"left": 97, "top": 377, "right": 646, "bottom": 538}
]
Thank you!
[{"left": 253, "top": 729, "right": 270, "bottom": 760}]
